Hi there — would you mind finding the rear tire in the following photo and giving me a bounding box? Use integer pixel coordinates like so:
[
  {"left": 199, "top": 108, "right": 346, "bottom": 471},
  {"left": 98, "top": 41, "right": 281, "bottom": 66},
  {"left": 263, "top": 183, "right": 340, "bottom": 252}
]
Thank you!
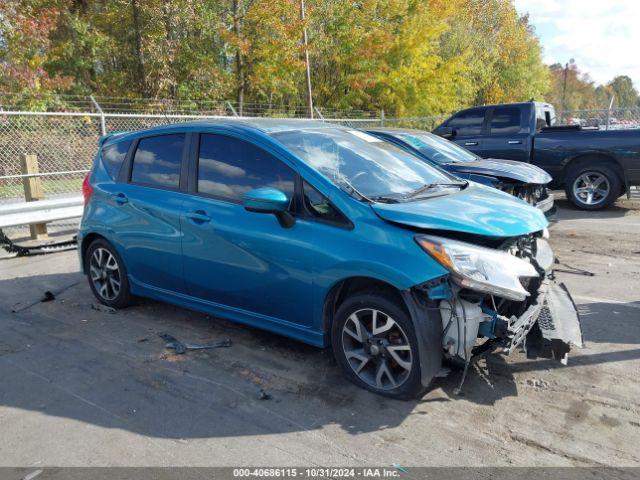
[
  {"left": 565, "top": 162, "right": 621, "bottom": 210},
  {"left": 331, "top": 291, "right": 427, "bottom": 399},
  {"left": 85, "top": 238, "right": 132, "bottom": 309}
]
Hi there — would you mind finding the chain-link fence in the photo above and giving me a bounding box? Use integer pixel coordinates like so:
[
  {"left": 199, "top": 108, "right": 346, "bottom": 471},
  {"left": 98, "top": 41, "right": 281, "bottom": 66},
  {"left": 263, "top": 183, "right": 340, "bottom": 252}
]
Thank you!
[
  {"left": 0, "top": 110, "right": 450, "bottom": 207},
  {"left": 559, "top": 108, "right": 640, "bottom": 130},
  {"left": 2, "top": 100, "right": 638, "bottom": 241}
]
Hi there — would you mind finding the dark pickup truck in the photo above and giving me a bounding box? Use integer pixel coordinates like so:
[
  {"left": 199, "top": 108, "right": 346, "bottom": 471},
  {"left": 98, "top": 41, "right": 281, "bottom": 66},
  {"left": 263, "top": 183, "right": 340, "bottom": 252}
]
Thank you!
[{"left": 433, "top": 101, "right": 640, "bottom": 209}]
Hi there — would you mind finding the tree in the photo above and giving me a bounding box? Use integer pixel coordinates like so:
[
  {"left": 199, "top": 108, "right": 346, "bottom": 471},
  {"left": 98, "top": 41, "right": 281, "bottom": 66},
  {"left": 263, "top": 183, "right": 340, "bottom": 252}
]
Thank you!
[
  {"left": 0, "top": 1, "right": 73, "bottom": 105},
  {"left": 608, "top": 75, "right": 639, "bottom": 108},
  {"left": 442, "top": 0, "right": 549, "bottom": 106}
]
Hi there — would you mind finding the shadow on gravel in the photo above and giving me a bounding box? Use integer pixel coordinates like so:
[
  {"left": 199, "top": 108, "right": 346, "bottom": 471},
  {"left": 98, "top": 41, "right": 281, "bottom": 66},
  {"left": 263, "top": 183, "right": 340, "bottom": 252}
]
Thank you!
[
  {"left": 0, "top": 271, "right": 637, "bottom": 438},
  {"left": 553, "top": 198, "right": 637, "bottom": 221}
]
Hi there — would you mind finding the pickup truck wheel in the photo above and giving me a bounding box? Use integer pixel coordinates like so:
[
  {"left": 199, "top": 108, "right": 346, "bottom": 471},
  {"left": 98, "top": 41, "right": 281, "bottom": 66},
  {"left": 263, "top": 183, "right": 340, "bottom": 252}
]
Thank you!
[
  {"left": 565, "top": 164, "right": 621, "bottom": 210},
  {"left": 331, "top": 292, "right": 426, "bottom": 400}
]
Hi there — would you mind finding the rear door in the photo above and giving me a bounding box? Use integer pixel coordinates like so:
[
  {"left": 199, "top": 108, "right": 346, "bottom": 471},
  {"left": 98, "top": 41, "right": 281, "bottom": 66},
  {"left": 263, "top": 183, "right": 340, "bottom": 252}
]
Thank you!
[
  {"left": 444, "top": 108, "right": 488, "bottom": 156},
  {"left": 482, "top": 106, "right": 532, "bottom": 162},
  {"left": 109, "top": 132, "right": 189, "bottom": 293},
  {"left": 180, "top": 131, "right": 314, "bottom": 326}
]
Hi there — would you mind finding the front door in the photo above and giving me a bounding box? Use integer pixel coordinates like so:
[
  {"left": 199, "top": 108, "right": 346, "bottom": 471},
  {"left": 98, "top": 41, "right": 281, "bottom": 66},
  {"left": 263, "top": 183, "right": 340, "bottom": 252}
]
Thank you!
[
  {"left": 445, "top": 107, "right": 488, "bottom": 157},
  {"left": 180, "top": 132, "right": 314, "bottom": 326}
]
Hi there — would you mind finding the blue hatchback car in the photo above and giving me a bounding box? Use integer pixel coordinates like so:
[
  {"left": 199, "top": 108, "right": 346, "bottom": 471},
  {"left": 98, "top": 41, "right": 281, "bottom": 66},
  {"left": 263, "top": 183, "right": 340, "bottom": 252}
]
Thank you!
[{"left": 79, "top": 120, "right": 582, "bottom": 398}]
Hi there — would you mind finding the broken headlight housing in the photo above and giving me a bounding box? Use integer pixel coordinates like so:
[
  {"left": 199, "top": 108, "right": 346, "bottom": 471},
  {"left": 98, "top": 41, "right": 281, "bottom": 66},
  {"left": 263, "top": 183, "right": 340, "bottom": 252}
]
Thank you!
[{"left": 415, "top": 235, "right": 539, "bottom": 301}]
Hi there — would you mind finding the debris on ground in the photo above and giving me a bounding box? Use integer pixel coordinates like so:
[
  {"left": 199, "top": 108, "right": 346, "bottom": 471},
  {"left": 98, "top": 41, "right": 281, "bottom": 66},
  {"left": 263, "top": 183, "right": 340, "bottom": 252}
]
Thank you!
[
  {"left": 41, "top": 291, "right": 55, "bottom": 302},
  {"left": 554, "top": 259, "right": 595, "bottom": 277},
  {"left": 524, "top": 378, "right": 550, "bottom": 390},
  {"left": 259, "top": 388, "right": 272, "bottom": 400},
  {"left": 91, "top": 303, "right": 117, "bottom": 314},
  {"left": 159, "top": 333, "right": 232, "bottom": 355},
  {"left": 11, "top": 282, "right": 80, "bottom": 313}
]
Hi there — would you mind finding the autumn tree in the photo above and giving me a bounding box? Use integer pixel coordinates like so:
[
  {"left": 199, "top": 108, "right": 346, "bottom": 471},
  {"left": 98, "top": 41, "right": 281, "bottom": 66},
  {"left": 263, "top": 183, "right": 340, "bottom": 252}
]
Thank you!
[
  {"left": 3, "top": 0, "right": 636, "bottom": 117},
  {"left": 442, "top": 0, "right": 549, "bottom": 106}
]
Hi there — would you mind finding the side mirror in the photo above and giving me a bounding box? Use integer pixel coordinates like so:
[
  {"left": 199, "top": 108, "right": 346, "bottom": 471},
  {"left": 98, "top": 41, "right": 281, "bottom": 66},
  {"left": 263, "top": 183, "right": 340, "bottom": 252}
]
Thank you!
[
  {"left": 242, "top": 187, "right": 295, "bottom": 228},
  {"left": 435, "top": 126, "right": 455, "bottom": 139}
]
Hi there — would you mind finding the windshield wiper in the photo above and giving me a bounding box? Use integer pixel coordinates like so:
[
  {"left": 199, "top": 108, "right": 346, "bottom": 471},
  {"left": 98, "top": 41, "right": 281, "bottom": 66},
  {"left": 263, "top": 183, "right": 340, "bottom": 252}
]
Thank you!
[
  {"left": 335, "top": 176, "right": 374, "bottom": 203},
  {"left": 369, "top": 195, "right": 401, "bottom": 204},
  {"left": 405, "top": 181, "right": 468, "bottom": 199}
]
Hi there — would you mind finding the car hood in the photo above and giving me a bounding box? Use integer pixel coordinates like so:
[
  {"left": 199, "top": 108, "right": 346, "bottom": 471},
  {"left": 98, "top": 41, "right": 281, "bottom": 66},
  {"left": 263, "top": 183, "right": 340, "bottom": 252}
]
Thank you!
[
  {"left": 447, "top": 158, "right": 552, "bottom": 184},
  {"left": 371, "top": 183, "right": 548, "bottom": 238}
]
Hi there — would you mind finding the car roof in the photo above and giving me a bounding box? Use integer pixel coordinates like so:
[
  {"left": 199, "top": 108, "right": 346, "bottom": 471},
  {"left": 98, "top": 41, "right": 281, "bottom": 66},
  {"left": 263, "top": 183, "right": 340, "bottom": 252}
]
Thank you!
[
  {"left": 101, "top": 118, "right": 338, "bottom": 147},
  {"left": 366, "top": 127, "right": 429, "bottom": 135},
  {"left": 203, "top": 118, "right": 334, "bottom": 133},
  {"left": 458, "top": 101, "right": 553, "bottom": 110}
]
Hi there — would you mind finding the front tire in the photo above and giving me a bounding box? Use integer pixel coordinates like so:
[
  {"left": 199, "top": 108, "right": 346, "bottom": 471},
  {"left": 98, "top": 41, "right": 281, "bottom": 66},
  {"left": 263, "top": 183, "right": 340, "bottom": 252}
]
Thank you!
[
  {"left": 565, "top": 162, "right": 621, "bottom": 210},
  {"left": 85, "top": 238, "right": 132, "bottom": 309},
  {"left": 331, "top": 292, "right": 426, "bottom": 399}
]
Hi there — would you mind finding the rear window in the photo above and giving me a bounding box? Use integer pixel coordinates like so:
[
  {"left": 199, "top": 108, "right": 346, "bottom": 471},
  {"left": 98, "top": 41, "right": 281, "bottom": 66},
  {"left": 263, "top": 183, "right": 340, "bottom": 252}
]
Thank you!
[
  {"left": 101, "top": 140, "right": 132, "bottom": 179},
  {"left": 490, "top": 107, "right": 522, "bottom": 134},
  {"left": 447, "top": 109, "right": 485, "bottom": 135},
  {"left": 130, "top": 134, "right": 185, "bottom": 189}
]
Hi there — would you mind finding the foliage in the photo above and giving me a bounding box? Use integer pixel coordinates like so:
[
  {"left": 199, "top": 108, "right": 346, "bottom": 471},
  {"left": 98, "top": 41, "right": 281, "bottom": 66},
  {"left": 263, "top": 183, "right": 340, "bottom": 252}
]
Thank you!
[
  {"left": 0, "top": 0, "right": 636, "bottom": 115},
  {"left": 547, "top": 63, "right": 640, "bottom": 112}
]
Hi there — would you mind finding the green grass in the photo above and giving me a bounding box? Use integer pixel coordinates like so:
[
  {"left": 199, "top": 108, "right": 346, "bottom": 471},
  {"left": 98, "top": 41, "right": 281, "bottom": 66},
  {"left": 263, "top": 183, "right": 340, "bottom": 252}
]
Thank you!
[{"left": 0, "top": 177, "right": 83, "bottom": 201}]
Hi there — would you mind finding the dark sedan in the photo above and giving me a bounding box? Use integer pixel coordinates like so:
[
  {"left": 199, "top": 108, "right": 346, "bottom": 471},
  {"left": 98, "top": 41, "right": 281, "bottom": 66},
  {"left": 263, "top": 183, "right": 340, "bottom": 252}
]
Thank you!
[{"left": 366, "top": 128, "right": 555, "bottom": 215}]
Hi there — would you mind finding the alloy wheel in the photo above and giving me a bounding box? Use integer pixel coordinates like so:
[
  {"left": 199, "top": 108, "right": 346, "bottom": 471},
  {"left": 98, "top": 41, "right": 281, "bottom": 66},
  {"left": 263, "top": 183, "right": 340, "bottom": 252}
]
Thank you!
[
  {"left": 572, "top": 172, "right": 610, "bottom": 206},
  {"left": 341, "top": 308, "right": 413, "bottom": 390},
  {"left": 89, "top": 247, "right": 121, "bottom": 301}
]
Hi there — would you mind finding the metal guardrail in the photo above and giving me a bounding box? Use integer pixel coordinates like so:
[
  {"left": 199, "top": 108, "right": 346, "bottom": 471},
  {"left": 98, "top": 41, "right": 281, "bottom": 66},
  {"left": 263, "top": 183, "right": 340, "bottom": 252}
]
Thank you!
[
  {"left": 0, "top": 196, "right": 84, "bottom": 228},
  {"left": 0, "top": 196, "right": 83, "bottom": 255}
]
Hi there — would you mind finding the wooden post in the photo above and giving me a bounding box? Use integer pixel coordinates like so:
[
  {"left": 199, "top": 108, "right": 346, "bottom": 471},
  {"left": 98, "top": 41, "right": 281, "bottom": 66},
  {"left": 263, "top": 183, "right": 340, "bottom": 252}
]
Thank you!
[{"left": 21, "top": 153, "right": 48, "bottom": 239}]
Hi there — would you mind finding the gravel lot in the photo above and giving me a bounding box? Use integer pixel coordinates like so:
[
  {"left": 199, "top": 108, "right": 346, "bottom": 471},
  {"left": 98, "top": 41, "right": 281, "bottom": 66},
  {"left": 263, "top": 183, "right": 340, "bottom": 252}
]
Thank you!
[{"left": 0, "top": 194, "right": 638, "bottom": 467}]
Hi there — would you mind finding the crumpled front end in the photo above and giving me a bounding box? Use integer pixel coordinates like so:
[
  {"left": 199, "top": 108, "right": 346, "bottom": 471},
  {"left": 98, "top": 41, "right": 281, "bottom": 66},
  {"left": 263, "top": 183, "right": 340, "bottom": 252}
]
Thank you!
[
  {"left": 499, "top": 183, "right": 556, "bottom": 218},
  {"left": 416, "top": 232, "right": 582, "bottom": 385}
]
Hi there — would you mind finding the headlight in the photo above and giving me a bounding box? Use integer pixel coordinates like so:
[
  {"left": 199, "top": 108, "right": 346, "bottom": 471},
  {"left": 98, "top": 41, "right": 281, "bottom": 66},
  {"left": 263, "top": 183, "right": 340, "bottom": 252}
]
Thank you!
[{"left": 415, "top": 235, "right": 539, "bottom": 301}]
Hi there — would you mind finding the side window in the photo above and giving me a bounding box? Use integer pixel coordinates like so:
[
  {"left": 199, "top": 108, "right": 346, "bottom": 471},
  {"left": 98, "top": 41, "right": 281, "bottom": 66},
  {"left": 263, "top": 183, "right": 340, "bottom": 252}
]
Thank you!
[
  {"left": 131, "top": 134, "right": 184, "bottom": 188},
  {"left": 101, "top": 140, "right": 132, "bottom": 180},
  {"left": 490, "top": 107, "right": 522, "bottom": 134},
  {"left": 447, "top": 109, "right": 485, "bottom": 135},
  {"left": 301, "top": 181, "right": 349, "bottom": 226},
  {"left": 198, "top": 134, "right": 295, "bottom": 203}
]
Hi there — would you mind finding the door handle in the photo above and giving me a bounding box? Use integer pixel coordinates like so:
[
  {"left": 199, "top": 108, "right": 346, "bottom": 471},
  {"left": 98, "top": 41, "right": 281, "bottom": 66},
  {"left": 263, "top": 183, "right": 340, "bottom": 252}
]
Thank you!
[
  {"left": 112, "top": 193, "right": 128, "bottom": 205},
  {"left": 507, "top": 140, "right": 522, "bottom": 144},
  {"left": 464, "top": 142, "right": 478, "bottom": 146},
  {"left": 186, "top": 210, "right": 211, "bottom": 223}
]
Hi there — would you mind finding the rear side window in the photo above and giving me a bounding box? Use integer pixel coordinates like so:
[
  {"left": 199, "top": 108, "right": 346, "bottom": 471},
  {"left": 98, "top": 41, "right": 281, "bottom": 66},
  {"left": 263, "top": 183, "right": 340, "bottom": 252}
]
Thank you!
[
  {"left": 447, "top": 109, "right": 485, "bottom": 135},
  {"left": 131, "top": 134, "right": 185, "bottom": 188},
  {"left": 197, "top": 134, "right": 295, "bottom": 203},
  {"left": 490, "top": 107, "right": 522, "bottom": 134},
  {"left": 101, "top": 140, "right": 132, "bottom": 179}
]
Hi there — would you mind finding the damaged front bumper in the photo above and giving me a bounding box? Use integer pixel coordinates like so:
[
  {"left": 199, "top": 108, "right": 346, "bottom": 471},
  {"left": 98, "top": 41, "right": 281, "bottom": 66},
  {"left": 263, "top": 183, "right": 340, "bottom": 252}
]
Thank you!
[
  {"left": 499, "top": 275, "right": 583, "bottom": 364},
  {"left": 406, "top": 237, "right": 584, "bottom": 389}
]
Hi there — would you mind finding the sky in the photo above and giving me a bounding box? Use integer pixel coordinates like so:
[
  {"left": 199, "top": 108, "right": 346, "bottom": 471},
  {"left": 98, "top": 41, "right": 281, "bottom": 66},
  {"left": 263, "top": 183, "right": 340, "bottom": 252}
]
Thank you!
[{"left": 514, "top": 0, "right": 640, "bottom": 89}]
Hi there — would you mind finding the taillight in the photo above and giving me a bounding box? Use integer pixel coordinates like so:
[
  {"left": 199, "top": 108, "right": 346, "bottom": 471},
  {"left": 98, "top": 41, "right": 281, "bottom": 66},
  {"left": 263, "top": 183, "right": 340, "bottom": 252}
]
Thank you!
[{"left": 82, "top": 172, "right": 94, "bottom": 205}]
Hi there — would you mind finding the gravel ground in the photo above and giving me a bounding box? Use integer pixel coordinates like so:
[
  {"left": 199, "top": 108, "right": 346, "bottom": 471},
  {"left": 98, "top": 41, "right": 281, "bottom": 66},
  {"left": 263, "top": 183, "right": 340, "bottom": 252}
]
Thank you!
[{"left": 0, "top": 194, "right": 638, "bottom": 467}]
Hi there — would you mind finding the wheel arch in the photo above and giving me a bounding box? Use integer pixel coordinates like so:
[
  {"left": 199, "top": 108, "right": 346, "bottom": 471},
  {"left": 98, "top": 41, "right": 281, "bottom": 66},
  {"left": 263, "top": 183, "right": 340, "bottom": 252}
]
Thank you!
[
  {"left": 322, "top": 276, "right": 409, "bottom": 334},
  {"left": 562, "top": 153, "right": 625, "bottom": 188},
  {"left": 80, "top": 232, "right": 108, "bottom": 272}
]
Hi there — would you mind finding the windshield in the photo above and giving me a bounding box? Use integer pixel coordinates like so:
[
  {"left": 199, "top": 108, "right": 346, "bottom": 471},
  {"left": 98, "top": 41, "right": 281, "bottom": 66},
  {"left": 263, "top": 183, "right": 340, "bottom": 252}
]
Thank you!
[
  {"left": 271, "top": 128, "right": 457, "bottom": 199},
  {"left": 395, "top": 131, "right": 477, "bottom": 164}
]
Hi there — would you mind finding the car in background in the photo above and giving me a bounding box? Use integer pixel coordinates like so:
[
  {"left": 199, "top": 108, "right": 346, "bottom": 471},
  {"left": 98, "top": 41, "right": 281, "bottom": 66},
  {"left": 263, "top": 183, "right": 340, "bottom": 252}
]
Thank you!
[
  {"left": 79, "top": 120, "right": 581, "bottom": 399},
  {"left": 433, "top": 101, "right": 640, "bottom": 210},
  {"left": 366, "top": 128, "right": 555, "bottom": 216}
]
